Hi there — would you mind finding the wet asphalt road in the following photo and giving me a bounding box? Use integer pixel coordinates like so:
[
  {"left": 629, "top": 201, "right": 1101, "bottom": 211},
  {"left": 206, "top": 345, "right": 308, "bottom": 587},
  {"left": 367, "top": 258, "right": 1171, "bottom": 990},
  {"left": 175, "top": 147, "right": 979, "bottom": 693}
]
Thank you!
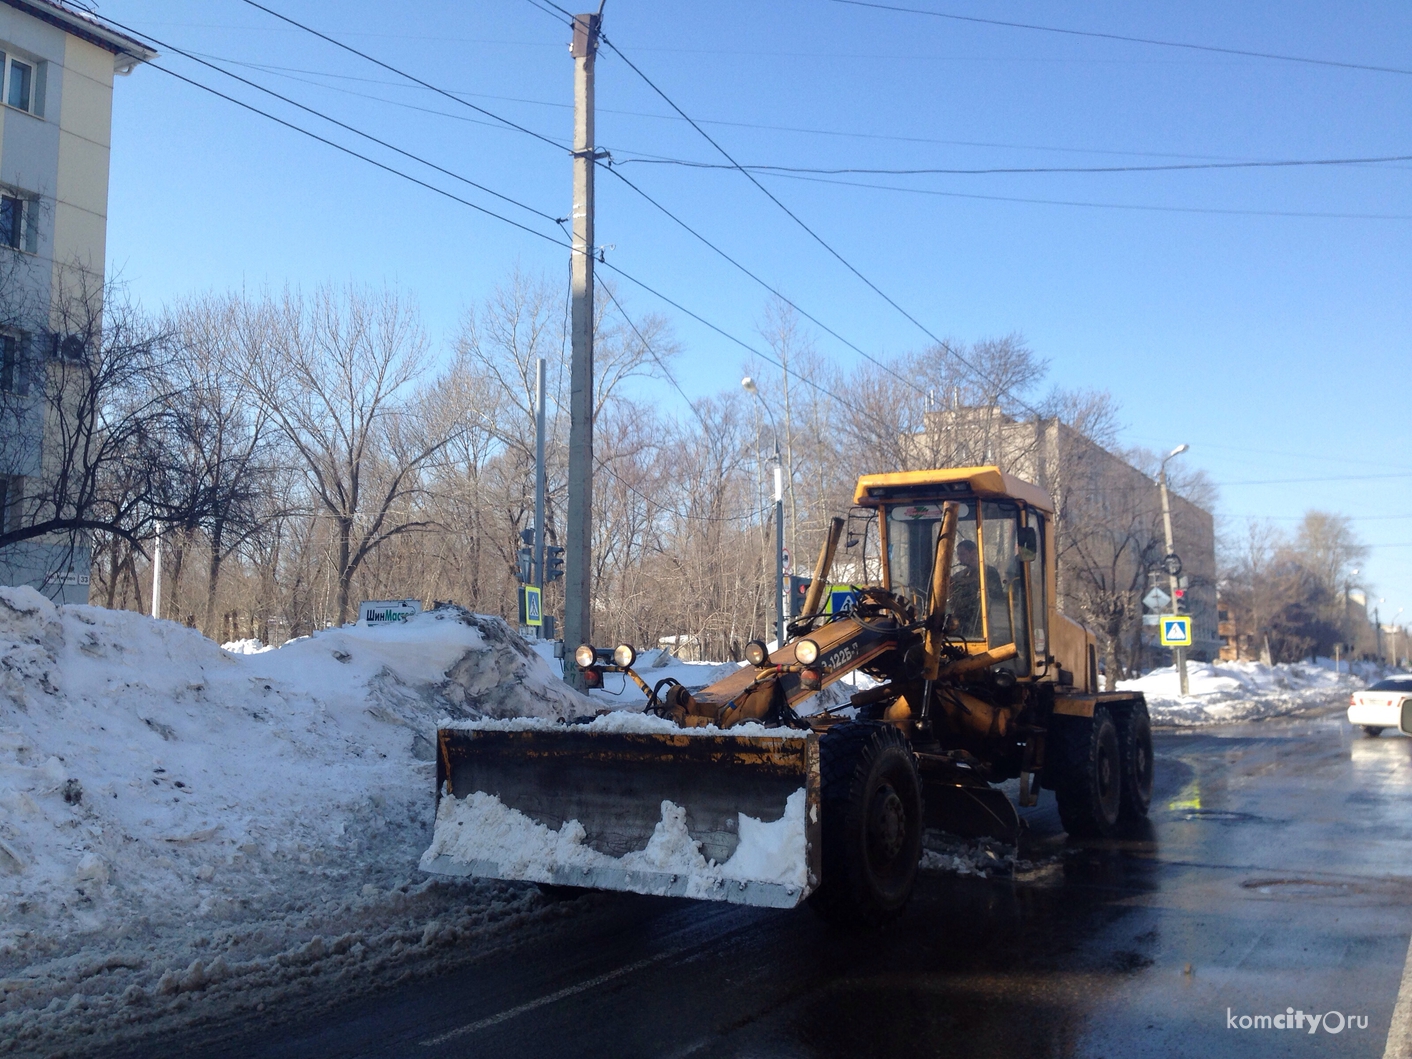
[{"left": 176, "top": 710, "right": 1412, "bottom": 1058}]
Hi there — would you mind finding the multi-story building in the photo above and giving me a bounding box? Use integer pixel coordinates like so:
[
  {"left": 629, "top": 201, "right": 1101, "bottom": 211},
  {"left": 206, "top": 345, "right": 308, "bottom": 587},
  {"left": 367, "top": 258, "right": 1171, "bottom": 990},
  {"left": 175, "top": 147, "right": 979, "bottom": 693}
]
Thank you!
[{"left": 0, "top": 0, "right": 152, "bottom": 603}]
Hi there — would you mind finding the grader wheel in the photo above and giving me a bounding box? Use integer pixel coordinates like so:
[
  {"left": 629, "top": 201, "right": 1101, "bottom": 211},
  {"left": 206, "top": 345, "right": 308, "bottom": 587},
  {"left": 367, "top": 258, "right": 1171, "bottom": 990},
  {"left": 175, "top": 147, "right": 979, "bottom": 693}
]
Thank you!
[
  {"left": 809, "top": 722, "right": 924, "bottom": 928},
  {"left": 1116, "top": 701, "right": 1154, "bottom": 823},
  {"left": 1053, "top": 705, "right": 1122, "bottom": 838}
]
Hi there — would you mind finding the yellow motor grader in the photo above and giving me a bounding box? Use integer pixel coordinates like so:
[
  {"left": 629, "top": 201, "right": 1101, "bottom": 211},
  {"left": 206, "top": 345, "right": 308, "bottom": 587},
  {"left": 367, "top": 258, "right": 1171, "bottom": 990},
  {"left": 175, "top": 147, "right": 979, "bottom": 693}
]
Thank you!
[{"left": 423, "top": 466, "right": 1153, "bottom": 925}]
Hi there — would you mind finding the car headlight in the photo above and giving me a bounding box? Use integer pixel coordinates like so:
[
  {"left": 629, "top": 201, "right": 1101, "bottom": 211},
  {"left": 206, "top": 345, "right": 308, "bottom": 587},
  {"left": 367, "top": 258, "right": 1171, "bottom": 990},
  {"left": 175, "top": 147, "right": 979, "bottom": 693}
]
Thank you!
[
  {"left": 744, "top": 639, "right": 769, "bottom": 667},
  {"left": 795, "top": 639, "right": 820, "bottom": 666},
  {"left": 613, "top": 643, "right": 637, "bottom": 668},
  {"left": 574, "top": 644, "right": 597, "bottom": 669}
]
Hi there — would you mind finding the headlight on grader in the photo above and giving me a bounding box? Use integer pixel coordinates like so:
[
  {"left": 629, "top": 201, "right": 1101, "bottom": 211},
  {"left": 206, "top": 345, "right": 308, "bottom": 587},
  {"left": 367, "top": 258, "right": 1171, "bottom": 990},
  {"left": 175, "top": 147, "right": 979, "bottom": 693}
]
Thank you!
[
  {"left": 613, "top": 643, "right": 637, "bottom": 668},
  {"left": 795, "top": 638, "right": 820, "bottom": 666},
  {"left": 744, "top": 639, "right": 769, "bottom": 667},
  {"left": 574, "top": 644, "right": 597, "bottom": 669}
]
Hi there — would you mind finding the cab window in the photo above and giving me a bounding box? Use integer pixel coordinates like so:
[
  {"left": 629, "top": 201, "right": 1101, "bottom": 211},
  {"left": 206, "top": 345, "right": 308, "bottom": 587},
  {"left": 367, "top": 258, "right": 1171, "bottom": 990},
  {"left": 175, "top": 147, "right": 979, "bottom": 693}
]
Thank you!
[
  {"left": 979, "top": 500, "right": 1031, "bottom": 675},
  {"left": 886, "top": 501, "right": 983, "bottom": 640}
]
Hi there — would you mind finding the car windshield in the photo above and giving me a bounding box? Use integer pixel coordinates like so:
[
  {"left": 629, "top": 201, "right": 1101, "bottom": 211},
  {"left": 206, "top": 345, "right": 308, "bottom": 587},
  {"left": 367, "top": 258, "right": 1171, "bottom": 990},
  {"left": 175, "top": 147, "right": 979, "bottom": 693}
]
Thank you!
[{"left": 1368, "top": 678, "right": 1412, "bottom": 692}]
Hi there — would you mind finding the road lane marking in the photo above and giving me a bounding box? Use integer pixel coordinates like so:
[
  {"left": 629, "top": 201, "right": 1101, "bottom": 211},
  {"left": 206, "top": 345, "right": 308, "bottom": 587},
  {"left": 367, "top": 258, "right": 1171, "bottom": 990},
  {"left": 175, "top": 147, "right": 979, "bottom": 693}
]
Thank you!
[
  {"left": 1383, "top": 932, "right": 1412, "bottom": 1059},
  {"left": 418, "top": 946, "right": 687, "bottom": 1047}
]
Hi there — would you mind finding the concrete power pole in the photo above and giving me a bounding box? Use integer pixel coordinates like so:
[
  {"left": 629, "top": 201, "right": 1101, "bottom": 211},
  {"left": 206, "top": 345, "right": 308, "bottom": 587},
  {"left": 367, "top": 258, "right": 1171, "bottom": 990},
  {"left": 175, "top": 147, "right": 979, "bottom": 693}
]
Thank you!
[
  {"left": 1159, "top": 444, "right": 1190, "bottom": 696},
  {"left": 150, "top": 528, "right": 163, "bottom": 620},
  {"left": 533, "top": 355, "right": 546, "bottom": 595},
  {"left": 563, "top": 10, "right": 600, "bottom": 687}
]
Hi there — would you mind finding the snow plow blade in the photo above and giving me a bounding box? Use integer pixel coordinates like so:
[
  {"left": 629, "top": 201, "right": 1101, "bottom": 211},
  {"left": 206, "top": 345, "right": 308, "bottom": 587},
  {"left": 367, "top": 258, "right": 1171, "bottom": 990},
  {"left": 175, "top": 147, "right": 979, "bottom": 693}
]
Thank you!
[{"left": 421, "top": 726, "right": 821, "bottom": 908}]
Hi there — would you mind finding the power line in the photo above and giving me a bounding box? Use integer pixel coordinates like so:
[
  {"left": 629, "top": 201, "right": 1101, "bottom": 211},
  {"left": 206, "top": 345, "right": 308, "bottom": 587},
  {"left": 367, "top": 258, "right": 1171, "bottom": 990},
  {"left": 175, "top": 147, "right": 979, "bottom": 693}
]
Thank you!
[
  {"left": 103, "top": 18, "right": 564, "bottom": 226},
  {"left": 1217, "top": 473, "right": 1412, "bottom": 486},
  {"left": 148, "top": 63, "right": 569, "bottom": 251},
  {"left": 142, "top": 47, "right": 871, "bottom": 422},
  {"left": 830, "top": 0, "right": 1412, "bottom": 77},
  {"left": 599, "top": 162, "right": 927, "bottom": 398},
  {"left": 197, "top": 52, "right": 1283, "bottom": 165},
  {"left": 236, "top": 0, "right": 565, "bottom": 152},
  {"left": 615, "top": 152, "right": 1412, "bottom": 177},
  {"left": 595, "top": 31, "right": 1046, "bottom": 419},
  {"left": 753, "top": 169, "right": 1412, "bottom": 221}
]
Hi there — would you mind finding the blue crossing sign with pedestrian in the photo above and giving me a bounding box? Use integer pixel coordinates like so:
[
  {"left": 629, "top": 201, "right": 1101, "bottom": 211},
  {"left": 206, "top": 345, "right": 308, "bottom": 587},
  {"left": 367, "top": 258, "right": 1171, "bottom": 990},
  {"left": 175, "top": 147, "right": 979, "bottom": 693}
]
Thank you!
[
  {"left": 1159, "top": 615, "right": 1192, "bottom": 647},
  {"left": 519, "top": 585, "right": 543, "bottom": 627}
]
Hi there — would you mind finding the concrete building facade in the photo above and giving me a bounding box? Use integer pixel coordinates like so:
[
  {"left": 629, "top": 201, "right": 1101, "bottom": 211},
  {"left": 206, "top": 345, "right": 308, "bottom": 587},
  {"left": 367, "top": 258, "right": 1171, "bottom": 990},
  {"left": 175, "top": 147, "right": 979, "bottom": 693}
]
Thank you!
[{"left": 0, "top": 0, "right": 151, "bottom": 602}]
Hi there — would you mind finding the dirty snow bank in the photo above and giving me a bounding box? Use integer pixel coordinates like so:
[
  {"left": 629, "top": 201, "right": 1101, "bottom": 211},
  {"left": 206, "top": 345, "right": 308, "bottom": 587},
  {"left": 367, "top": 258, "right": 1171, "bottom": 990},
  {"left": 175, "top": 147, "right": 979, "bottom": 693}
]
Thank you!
[
  {"left": 1117, "top": 660, "right": 1361, "bottom": 726},
  {"left": 422, "top": 789, "right": 808, "bottom": 897},
  {"left": 0, "top": 586, "right": 595, "bottom": 1056}
]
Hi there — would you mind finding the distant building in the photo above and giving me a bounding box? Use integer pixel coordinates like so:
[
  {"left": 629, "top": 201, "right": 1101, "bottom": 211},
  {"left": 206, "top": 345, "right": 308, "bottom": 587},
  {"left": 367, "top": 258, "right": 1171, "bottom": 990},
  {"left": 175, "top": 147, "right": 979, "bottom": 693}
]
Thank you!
[
  {"left": 0, "top": 0, "right": 153, "bottom": 602},
  {"left": 914, "top": 406, "right": 1219, "bottom": 665}
]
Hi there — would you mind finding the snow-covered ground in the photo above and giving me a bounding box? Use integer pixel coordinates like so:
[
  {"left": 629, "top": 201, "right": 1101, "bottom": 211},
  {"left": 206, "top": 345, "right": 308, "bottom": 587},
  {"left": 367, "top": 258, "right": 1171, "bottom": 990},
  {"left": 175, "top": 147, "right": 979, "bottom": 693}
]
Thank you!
[
  {"left": 1117, "top": 659, "right": 1366, "bottom": 726},
  {"left": 0, "top": 587, "right": 595, "bottom": 1057}
]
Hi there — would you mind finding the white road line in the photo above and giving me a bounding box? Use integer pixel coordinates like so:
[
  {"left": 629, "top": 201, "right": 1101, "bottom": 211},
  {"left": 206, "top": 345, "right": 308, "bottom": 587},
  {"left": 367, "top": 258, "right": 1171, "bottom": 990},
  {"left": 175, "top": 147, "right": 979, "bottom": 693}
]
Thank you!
[
  {"left": 418, "top": 946, "right": 687, "bottom": 1048},
  {"left": 1384, "top": 933, "right": 1412, "bottom": 1059}
]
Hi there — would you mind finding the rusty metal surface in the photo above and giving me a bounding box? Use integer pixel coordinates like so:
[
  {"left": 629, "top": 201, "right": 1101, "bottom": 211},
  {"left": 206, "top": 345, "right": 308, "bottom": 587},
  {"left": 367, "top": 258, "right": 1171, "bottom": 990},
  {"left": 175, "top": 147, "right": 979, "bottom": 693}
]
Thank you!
[{"left": 434, "top": 728, "right": 820, "bottom": 899}]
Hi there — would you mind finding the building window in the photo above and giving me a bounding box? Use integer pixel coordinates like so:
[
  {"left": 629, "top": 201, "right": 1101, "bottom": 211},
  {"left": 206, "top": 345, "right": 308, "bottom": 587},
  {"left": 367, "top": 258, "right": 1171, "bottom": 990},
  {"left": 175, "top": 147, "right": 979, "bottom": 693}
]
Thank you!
[
  {"left": 0, "top": 48, "right": 44, "bottom": 117},
  {"left": 0, "top": 193, "right": 36, "bottom": 253},
  {"left": 0, "top": 474, "right": 23, "bottom": 534},
  {"left": 1, "top": 333, "right": 16, "bottom": 391}
]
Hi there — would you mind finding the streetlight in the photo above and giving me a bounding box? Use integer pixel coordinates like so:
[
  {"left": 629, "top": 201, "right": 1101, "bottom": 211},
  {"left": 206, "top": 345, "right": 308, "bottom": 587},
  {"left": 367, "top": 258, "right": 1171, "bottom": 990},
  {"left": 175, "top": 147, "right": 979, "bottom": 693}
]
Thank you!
[
  {"left": 743, "top": 376, "right": 785, "bottom": 647},
  {"left": 1158, "top": 443, "right": 1190, "bottom": 695}
]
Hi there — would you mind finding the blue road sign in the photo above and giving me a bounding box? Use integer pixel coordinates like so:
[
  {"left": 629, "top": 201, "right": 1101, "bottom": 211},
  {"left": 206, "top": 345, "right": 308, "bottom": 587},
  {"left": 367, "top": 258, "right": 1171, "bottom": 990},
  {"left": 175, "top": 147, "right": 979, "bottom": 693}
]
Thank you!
[{"left": 1159, "top": 615, "right": 1192, "bottom": 647}]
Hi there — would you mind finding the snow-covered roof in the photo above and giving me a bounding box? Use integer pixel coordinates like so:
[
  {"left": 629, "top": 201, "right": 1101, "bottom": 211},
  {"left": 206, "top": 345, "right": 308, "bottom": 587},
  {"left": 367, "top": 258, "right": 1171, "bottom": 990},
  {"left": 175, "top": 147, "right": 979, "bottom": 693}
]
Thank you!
[{"left": 1, "top": 0, "right": 158, "bottom": 73}]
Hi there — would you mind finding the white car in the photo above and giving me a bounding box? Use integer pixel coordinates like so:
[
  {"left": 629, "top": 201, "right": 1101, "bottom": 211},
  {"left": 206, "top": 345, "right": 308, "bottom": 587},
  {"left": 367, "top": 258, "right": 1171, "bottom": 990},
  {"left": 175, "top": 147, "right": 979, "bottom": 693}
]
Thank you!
[{"left": 1348, "top": 677, "right": 1412, "bottom": 737}]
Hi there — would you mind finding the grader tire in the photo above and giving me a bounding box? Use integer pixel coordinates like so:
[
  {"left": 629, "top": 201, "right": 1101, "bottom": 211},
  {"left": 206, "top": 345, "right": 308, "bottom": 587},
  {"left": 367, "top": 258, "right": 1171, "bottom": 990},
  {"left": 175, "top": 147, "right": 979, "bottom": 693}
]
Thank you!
[
  {"left": 808, "top": 722, "right": 923, "bottom": 928},
  {"left": 1116, "top": 701, "right": 1154, "bottom": 823},
  {"left": 1053, "top": 706, "right": 1122, "bottom": 839}
]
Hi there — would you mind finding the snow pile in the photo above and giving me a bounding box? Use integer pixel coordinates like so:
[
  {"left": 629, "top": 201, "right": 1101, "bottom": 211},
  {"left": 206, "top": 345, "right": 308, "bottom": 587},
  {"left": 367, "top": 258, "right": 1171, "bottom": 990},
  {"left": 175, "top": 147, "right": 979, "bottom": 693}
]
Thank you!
[
  {"left": 1117, "top": 659, "right": 1360, "bottom": 726},
  {"left": 422, "top": 788, "right": 808, "bottom": 898},
  {"left": 219, "top": 637, "right": 273, "bottom": 655},
  {"left": 0, "top": 586, "right": 594, "bottom": 1056}
]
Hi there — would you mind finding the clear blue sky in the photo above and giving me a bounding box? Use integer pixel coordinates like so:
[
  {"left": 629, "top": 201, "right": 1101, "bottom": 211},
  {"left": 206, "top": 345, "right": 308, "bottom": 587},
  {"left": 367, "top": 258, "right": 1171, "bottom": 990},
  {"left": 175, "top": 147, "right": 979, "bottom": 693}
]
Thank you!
[{"left": 100, "top": 0, "right": 1412, "bottom": 624}]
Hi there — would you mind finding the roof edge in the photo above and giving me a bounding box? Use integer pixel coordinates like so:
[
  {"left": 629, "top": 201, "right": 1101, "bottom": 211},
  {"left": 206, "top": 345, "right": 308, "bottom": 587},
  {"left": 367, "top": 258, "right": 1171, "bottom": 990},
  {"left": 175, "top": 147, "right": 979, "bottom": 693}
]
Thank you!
[{"left": 1, "top": 0, "right": 158, "bottom": 73}]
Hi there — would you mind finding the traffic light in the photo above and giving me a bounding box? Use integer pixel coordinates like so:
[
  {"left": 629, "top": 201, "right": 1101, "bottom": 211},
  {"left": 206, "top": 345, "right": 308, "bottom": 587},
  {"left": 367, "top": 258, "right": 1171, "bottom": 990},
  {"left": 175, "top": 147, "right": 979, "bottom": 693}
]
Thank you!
[
  {"left": 544, "top": 545, "right": 564, "bottom": 583},
  {"left": 516, "top": 528, "right": 535, "bottom": 583}
]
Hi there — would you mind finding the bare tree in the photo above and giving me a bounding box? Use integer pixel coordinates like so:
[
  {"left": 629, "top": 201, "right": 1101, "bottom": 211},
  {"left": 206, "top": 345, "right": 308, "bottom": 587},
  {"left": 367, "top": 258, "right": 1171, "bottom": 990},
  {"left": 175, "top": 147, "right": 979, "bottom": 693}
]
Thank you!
[
  {"left": 0, "top": 267, "right": 178, "bottom": 593},
  {"left": 247, "top": 285, "right": 453, "bottom": 625}
]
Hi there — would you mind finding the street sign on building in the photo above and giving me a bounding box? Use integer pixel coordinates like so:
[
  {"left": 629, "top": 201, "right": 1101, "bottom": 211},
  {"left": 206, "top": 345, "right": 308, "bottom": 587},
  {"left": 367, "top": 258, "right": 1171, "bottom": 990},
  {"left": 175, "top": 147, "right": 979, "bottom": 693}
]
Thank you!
[
  {"left": 1159, "top": 615, "right": 1193, "bottom": 647},
  {"left": 359, "top": 599, "right": 421, "bottom": 625}
]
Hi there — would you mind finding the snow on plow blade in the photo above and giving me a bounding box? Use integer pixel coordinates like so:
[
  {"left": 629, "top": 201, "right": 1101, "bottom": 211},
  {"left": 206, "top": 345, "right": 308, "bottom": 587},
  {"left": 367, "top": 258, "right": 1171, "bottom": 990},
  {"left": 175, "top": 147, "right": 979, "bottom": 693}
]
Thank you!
[{"left": 420, "top": 726, "right": 821, "bottom": 908}]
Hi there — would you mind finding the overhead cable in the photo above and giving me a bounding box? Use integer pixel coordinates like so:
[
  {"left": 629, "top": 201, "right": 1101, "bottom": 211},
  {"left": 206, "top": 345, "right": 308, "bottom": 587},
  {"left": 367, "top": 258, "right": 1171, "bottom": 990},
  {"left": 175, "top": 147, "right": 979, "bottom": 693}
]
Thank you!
[
  {"left": 102, "top": 17, "right": 563, "bottom": 225},
  {"left": 615, "top": 153, "right": 1412, "bottom": 176},
  {"left": 595, "top": 31, "right": 1046, "bottom": 418},
  {"left": 236, "top": 0, "right": 566, "bottom": 151},
  {"left": 830, "top": 0, "right": 1412, "bottom": 77}
]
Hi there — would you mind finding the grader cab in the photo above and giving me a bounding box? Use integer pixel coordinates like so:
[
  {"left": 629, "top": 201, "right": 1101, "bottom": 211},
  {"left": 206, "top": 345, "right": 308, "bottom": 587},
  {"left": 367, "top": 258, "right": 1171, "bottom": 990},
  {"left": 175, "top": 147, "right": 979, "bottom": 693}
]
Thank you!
[{"left": 423, "top": 466, "right": 1153, "bottom": 926}]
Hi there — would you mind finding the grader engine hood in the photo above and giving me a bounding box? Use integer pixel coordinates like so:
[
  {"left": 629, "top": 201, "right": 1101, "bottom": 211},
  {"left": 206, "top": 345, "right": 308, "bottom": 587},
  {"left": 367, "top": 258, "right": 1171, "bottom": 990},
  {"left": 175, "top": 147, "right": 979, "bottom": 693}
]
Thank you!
[{"left": 421, "top": 723, "right": 822, "bottom": 908}]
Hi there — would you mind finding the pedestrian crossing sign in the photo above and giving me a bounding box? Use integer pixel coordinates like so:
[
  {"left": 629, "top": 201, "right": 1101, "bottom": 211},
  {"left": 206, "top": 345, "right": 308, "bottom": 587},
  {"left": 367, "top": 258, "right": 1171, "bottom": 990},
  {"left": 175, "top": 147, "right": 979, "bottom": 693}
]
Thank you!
[
  {"left": 1159, "top": 615, "right": 1192, "bottom": 647},
  {"left": 519, "top": 585, "right": 542, "bottom": 627}
]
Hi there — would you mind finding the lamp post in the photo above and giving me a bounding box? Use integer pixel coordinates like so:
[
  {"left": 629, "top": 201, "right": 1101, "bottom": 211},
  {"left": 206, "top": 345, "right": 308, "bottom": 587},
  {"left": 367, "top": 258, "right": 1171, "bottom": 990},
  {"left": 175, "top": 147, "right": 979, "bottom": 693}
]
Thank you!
[
  {"left": 1159, "top": 443, "right": 1190, "bottom": 695},
  {"left": 743, "top": 376, "right": 785, "bottom": 647}
]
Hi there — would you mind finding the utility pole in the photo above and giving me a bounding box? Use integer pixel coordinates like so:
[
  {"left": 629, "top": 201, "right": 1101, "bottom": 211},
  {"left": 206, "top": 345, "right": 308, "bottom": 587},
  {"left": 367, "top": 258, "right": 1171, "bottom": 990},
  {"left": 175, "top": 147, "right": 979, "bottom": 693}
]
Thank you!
[
  {"left": 563, "top": 9, "right": 600, "bottom": 687},
  {"left": 1159, "top": 444, "right": 1189, "bottom": 696},
  {"left": 743, "top": 376, "right": 785, "bottom": 646},
  {"left": 150, "top": 527, "right": 163, "bottom": 620},
  {"left": 533, "top": 355, "right": 547, "bottom": 635}
]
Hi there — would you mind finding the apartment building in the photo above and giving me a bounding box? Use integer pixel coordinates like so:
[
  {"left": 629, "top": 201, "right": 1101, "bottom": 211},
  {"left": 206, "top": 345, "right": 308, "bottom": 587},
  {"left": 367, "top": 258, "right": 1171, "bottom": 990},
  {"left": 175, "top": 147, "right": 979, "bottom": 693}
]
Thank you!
[{"left": 0, "top": 0, "right": 152, "bottom": 602}]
